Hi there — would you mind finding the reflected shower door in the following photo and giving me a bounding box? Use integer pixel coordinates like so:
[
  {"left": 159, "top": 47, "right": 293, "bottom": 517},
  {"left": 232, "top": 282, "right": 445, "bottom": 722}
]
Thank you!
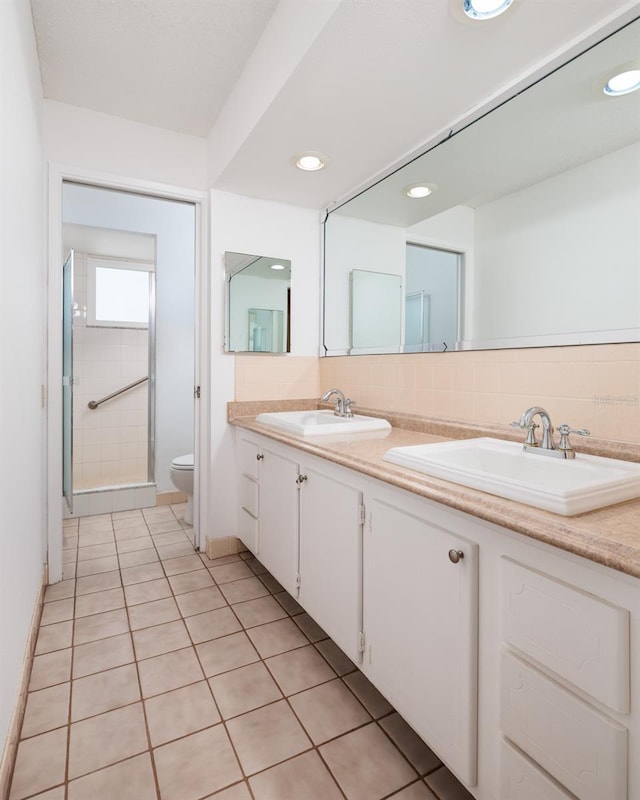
[{"left": 62, "top": 250, "right": 74, "bottom": 512}]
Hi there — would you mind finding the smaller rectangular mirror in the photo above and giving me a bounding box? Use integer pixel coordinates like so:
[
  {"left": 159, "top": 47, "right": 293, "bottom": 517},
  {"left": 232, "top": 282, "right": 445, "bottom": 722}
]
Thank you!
[{"left": 225, "top": 251, "right": 291, "bottom": 353}]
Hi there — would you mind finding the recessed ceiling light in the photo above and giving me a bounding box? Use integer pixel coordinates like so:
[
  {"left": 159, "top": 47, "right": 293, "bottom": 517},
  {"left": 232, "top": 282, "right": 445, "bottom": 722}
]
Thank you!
[
  {"left": 404, "top": 183, "right": 437, "bottom": 199},
  {"left": 270, "top": 264, "right": 286, "bottom": 271},
  {"left": 603, "top": 69, "right": 640, "bottom": 97},
  {"left": 292, "top": 152, "right": 329, "bottom": 171},
  {"left": 463, "top": 0, "right": 514, "bottom": 20}
]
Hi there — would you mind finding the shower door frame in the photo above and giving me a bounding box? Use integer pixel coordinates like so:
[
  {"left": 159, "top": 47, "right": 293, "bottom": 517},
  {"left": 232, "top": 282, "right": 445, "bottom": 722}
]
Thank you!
[{"left": 46, "top": 165, "right": 209, "bottom": 583}]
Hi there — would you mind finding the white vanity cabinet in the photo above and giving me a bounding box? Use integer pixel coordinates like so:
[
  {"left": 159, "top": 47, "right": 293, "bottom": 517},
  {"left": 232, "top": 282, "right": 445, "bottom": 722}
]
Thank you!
[{"left": 362, "top": 483, "right": 479, "bottom": 787}]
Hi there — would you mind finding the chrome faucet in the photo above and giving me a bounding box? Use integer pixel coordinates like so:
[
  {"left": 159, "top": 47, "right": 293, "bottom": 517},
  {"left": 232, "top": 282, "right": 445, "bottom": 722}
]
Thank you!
[
  {"left": 511, "top": 406, "right": 590, "bottom": 459},
  {"left": 321, "top": 388, "right": 356, "bottom": 418}
]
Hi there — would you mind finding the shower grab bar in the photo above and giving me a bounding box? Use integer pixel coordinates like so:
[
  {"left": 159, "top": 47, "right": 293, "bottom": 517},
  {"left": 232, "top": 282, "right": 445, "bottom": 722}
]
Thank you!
[{"left": 88, "top": 376, "right": 148, "bottom": 410}]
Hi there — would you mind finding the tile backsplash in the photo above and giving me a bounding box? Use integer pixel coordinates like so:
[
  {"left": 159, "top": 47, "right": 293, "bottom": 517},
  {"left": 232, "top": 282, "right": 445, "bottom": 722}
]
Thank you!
[{"left": 234, "top": 345, "right": 640, "bottom": 445}]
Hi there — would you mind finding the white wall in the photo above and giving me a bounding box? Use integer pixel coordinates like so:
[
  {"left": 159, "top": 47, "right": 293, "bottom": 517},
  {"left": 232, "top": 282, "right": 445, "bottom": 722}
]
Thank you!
[
  {"left": 63, "top": 184, "right": 196, "bottom": 492},
  {"left": 323, "top": 214, "right": 406, "bottom": 353},
  {"left": 44, "top": 100, "right": 208, "bottom": 191},
  {"left": 0, "top": 0, "right": 45, "bottom": 767},
  {"left": 209, "top": 190, "right": 320, "bottom": 539},
  {"left": 472, "top": 142, "right": 640, "bottom": 341}
]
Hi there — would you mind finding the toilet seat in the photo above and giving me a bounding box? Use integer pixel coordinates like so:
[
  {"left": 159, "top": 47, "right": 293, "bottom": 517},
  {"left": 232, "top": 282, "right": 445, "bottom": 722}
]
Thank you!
[{"left": 171, "top": 454, "right": 194, "bottom": 470}]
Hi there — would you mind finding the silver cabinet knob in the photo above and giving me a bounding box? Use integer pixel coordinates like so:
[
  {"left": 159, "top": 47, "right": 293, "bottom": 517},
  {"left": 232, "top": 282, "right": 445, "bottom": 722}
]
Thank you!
[
  {"left": 256, "top": 453, "right": 264, "bottom": 461},
  {"left": 448, "top": 549, "right": 464, "bottom": 564},
  {"left": 296, "top": 474, "right": 308, "bottom": 484}
]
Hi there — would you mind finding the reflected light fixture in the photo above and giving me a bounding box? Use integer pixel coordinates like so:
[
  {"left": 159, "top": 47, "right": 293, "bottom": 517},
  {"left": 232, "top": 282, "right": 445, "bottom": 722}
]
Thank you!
[
  {"left": 404, "top": 183, "right": 436, "bottom": 199},
  {"left": 603, "top": 69, "right": 640, "bottom": 97},
  {"left": 463, "top": 0, "right": 514, "bottom": 20},
  {"left": 293, "top": 152, "right": 328, "bottom": 171},
  {"left": 270, "top": 264, "right": 286, "bottom": 270}
]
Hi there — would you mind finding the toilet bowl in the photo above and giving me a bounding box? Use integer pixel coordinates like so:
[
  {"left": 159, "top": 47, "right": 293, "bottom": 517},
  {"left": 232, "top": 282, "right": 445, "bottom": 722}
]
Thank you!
[{"left": 169, "top": 454, "right": 194, "bottom": 525}]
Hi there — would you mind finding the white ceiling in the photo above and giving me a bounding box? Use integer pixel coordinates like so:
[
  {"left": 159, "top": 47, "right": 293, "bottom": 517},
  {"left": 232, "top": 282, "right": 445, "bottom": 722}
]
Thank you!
[{"left": 30, "top": 0, "right": 640, "bottom": 209}]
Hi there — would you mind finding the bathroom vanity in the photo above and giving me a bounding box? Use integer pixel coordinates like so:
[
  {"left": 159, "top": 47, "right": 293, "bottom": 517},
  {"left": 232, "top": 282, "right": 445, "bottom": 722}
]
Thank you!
[{"left": 231, "top": 406, "right": 640, "bottom": 800}]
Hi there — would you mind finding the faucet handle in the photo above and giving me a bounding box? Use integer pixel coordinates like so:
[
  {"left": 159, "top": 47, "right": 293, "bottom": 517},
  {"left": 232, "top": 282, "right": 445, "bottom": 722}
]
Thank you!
[
  {"left": 556, "top": 424, "right": 590, "bottom": 452},
  {"left": 343, "top": 398, "right": 357, "bottom": 417},
  {"left": 511, "top": 420, "right": 539, "bottom": 446}
]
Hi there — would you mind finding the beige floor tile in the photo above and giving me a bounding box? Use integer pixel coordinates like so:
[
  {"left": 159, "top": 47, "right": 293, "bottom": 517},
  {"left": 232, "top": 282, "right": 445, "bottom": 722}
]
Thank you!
[
  {"left": 27, "top": 786, "right": 66, "bottom": 799},
  {"left": 265, "top": 645, "right": 335, "bottom": 696},
  {"left": 63, "top": 549, "right": 77, "bottom": 565},
  {"left": 157, "top": 542, "right": 196, "bottom": 560},
  {"left": 124, "top": 576, "right": 172, "bottom": 606},
  {"left": 184, "top": 607, "right": 242, "bottom": 644},
  {"left": 219, "top": 576, "right": 270, "bottom": 605},
  {"left": 209, "top": 662, "right": 282, "bottom": 719},
  {"left": 112, "top": 509, "right": 144, "bottom": 521},
  {"left": 175, "top": 586, "right": 227, "bottom": 617},
  {"left": 154, "top": 726, "right": 242, "bottom": 800},
  {"left": 226, "top": 700, "right": 311, "bottom": 776},
  {"left": 316, "top": 640, "right": 357, "bottom": 676},
  {"left": 76, "top": 555, "right": 119, "bottom": 577},
  {"left": 62, "top": 562, "right": 76, "bottom": 580},
  {"left": 113, "top": 516, "right": 147, "bottom": 532},
  {"left": 21, "top": 683, "right": 70, "bottom": 738},
  {"left": 162, "top": 554, "right": 205, "bottom": 576},
  {"left": 67, "top": 752, "right": 156, "bottom": 800},
  {"left": 169, "top": 569, "right": 214, "bottom": 594},
  {"left": 9, "top": 728, "right": 67, "bottom": 800},
  {"left": 71, "top": 663, "right": 140, "bottom": 721},
  {"left": 127, "top": 596, "right": 180, "bottom": 630},
  {"left": 73, "top": 607, "right": 129, "bottom": 645},
  {"left": 247, "top": 618, "right": 308, "bottom": 659},
  {"left": 40, "top": 598, "right": 75, "bottom": 626},
  {"left": 44, "top": 581, "right": 76, "bottom": 603},
  {"left": 380, "top": 713, "right": 441, "bottom": 775},
  {"left": 75, "top": 571, "right": 121, "bottom": 595},
  {"left": 152, "top": 529, "right": 192, "bottom": 546},
  {"left": 290, "top": 679, "right": 371, "bottom": 744},
  {"left": 116, "top": 535, "right": 154, "bottom": 553},
  {"left": 74, "top": 587, "right": 124, "bottom": 618},
  {"left": 72, "top": 633, "right": 134, "bottom": 679},
  {"left": 424, "top": 767, "right": 475, "bottom": 799},
  {"left": 118, "top": 548, "right": 159, "bottom": 569},
  {"left": 77, "top": 542, "right": 117, "bottom": 561},
  {"left": 389, "top": 782, "right": 439, "bottom": 799},
  {"left": 249, "top": 751, "right": 343, "bottom": 800},
  {"left": 68, "top": 703, "right": 148, "bottom": 779},
  {"left": 133, "top": 619, "right": 191, "bottom": 660},
  {"left": 30, "top": 649, "right": 72, "bottom": 691},
  {"left": 232, "top": 596, "right": 288, "bottom": 629},
  {"left": 202, "top": 783, "right": 251, "bottom": 800},
  {"left": 210, "top": 561, "right": 254, "bottom": 584},
  {"left": 77, "top": 530, "right": 114, "bottom": 547},
  {"left": 114, "top": 525, "right": 151, "bottom": 541},
  {"left": 121, "top": 562, "right": 164, "bottom": 585},
  {"left": 273, "top": 591, "right": 304, "bottom": 616},
  {"left": 343, "top": 671, "right": 394, "bottom": 719},
  {"left": 144, "top": 681, "right": 221, "bottom": 746},
  {"left": 138, "top": 646, "right": 204, "bottom": 697},
  {"left": 196, "top": 632, "right": 260, "bottom": 677},
  {"left": 293, "top": 613, "right": 328, "bottom": 643},
  {"left": 35, "top": 621, "right": 73, "bottom": 655},
  {"left": 320, "top": 723, "right": 417, "bottom": 800},
  {"left": 147, "top": 519, "right": 184, "bottom": 535},
  {"left": 203, "top": 554, "right": 241, "bottom": 567}
]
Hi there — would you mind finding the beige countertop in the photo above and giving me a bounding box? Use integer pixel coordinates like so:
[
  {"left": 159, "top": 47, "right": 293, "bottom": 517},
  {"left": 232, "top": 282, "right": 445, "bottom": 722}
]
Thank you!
[{"left": 228, "top": 401, "right": 640, "bottom": 580}]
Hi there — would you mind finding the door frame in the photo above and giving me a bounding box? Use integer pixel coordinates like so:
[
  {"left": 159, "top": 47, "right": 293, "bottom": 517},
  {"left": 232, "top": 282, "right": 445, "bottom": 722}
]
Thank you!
[{"left": 46, "top": 164, "right": 210, "bottom": 582}]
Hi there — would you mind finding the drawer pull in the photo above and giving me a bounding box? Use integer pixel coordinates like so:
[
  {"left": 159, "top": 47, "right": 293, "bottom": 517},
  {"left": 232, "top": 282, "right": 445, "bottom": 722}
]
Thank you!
[
  {"left": 256, "top": 454, "right": 264, "bottom": 461},
  {"left": 448, "top": 549, "right": 464, "bottom": 564},
  {"left": 296, "top": 474, "right": 308, "bottom": 484}
]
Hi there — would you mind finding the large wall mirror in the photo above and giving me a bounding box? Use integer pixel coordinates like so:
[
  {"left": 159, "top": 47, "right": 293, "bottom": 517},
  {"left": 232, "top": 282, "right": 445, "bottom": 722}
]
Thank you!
[
  {"left": 225, "top": 251, "right": 291, "bottom": 353},
  {"left": 323, "top": 18, "right": 640, "bottom": 355}
]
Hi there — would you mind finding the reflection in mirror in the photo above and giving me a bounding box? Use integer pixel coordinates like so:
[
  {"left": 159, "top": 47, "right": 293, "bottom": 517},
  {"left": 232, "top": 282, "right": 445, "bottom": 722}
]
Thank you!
[
  {"left": 350, "top": 269, "right": 402, "bottom": 353},
  {"left": 323, "top": 19, "right": 640, "bottom": 356},
  {"left": 225, "top": 252, "right": 291, "bottom": 353}
]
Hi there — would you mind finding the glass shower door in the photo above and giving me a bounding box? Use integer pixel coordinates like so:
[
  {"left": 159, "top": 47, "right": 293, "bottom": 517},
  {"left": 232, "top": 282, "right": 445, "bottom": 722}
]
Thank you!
[{"left": 62, "top": 251, "right": 74, "bottom": 512}]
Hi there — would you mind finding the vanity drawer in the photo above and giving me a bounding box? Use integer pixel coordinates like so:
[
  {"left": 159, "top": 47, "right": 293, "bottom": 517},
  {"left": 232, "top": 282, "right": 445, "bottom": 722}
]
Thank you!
[
  {"left": 501, "top": 558, "right": 629, "bottom": 712},
  {"left": 238, "top": 436, "right": 260, "bottom": 480},
  {"left": 501, "top": 651, "right": 627, "bottom": 800},
  {"left": 239, "top": 475, "right": 259, "bottom": 518},
  {"left": 500, "top": 739, "right": 574, "bottom": 800},
  {"left": 238, "top": 508, "right": 258, "bottom": 555}
]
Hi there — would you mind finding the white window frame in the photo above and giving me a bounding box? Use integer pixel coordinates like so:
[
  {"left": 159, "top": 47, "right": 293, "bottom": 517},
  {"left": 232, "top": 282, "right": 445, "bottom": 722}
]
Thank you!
[{"left": 86, "top": 256, "right": 154, "bottom": 329}]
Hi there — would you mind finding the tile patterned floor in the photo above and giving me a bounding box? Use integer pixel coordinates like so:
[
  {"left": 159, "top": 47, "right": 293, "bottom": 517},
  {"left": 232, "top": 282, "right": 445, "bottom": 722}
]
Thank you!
[{"left": 9, "top": 505, "right": 474, "bottom": 800}]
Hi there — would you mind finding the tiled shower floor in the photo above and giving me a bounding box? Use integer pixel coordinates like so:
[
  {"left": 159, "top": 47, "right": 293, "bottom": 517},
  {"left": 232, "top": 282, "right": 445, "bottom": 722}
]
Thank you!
[{"left": 9, "top": 505, "right": 473, "bottom": 800}]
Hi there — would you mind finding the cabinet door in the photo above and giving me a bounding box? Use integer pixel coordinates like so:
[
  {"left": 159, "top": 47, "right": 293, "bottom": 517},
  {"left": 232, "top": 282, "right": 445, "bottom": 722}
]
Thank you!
[
  {"left": 363, "top": 492, "right": 479, "bottom": 786},
  {"left": 299, "top": 463, "right": 363, "bottom": 664},
  {"left": 259, "top": 445, "right": 299, "bottom": 596}
]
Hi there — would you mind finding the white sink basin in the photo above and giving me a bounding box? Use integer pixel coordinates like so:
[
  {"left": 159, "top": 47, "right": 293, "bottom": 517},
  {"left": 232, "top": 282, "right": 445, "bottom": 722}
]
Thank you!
[
  {"left": 256, "top": 410, "right": 391, "bottom": 436},
  {"left": 383, "top": 437, "right": 640, "bottom": 515}
]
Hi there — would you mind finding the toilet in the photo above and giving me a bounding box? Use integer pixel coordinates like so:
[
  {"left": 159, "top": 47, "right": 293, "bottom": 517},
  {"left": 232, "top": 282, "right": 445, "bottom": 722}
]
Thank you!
[{"left": 169, "top": 454, "right": 194, "bottom": 525}]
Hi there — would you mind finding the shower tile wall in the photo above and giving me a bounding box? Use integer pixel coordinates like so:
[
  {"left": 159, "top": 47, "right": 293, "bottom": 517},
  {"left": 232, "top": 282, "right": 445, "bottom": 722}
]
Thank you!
[{"left": 73, "top": 253, "right": 149, "bottom": 490}]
